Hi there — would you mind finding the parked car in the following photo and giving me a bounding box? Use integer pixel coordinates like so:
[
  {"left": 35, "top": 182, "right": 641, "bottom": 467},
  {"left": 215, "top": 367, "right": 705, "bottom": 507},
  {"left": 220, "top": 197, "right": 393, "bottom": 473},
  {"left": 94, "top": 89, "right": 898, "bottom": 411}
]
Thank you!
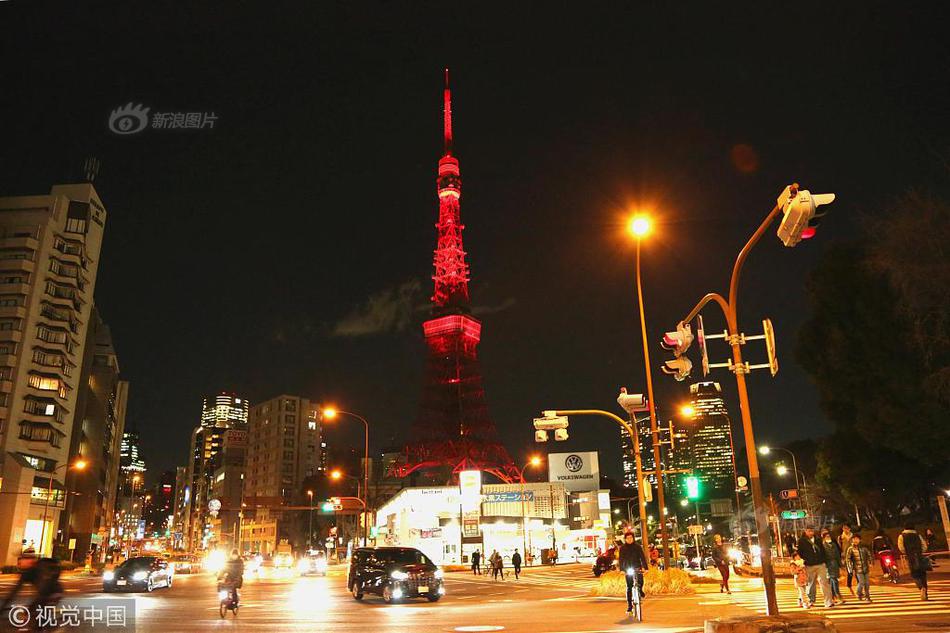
[
  {"left": 103, "top": 556, "right": 173, "bottom": 592},
  {"left": 348, "top": 547, "right": 445, "bottom": 604},
  {"left": 592, "top": 546, "right": 617, "bottom": 577},
  {"left": 273, "top": 552, "right": 294, "bottom": 569},
  {"left": 169, "top": 554, "right": 201, "bottom": 574}
]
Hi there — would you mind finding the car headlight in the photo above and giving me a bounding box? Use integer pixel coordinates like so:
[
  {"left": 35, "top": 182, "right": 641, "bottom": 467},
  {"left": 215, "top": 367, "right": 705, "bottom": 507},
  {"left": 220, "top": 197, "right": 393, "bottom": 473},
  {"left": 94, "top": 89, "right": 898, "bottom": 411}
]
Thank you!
[
  {"left": 390, "top": 570, "right": 408, "bottom": 580},
  {"left": 132, "top": 571, "right": 149, "bottom": 581},
  {"left": 297, "top": 559, "right": 310, "bottom": 572},
  {"left": 315, "top": 559, "right": 327, "bottom": 569},
  {"left": 434, "top": 569, "right": 444, "bottom": 579},
  {"left": 103, "top": 571, "right": 115, "bottom": 581}
]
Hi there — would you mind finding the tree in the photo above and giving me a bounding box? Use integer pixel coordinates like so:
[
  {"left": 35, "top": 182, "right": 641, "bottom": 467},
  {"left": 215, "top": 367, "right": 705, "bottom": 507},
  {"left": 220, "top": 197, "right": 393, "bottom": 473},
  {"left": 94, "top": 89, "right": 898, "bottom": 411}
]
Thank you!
[{"left": 796, "top": 192, "right": 950, "bottom": 520}]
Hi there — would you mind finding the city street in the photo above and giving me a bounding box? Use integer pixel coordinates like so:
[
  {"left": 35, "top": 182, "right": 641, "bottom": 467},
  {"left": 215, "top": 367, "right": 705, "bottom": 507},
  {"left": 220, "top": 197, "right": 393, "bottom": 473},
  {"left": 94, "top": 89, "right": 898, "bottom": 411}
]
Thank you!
[{"left": 3, "top": 563, "right": 948, "bottom": 632}]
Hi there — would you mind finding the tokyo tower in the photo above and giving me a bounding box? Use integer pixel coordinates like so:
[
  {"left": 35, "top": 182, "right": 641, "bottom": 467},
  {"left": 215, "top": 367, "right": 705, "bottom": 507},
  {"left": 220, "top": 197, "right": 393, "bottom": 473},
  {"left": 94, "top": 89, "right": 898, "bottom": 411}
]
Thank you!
[{"left": 397, "top": 70, "right": 519, "bottom": 484}]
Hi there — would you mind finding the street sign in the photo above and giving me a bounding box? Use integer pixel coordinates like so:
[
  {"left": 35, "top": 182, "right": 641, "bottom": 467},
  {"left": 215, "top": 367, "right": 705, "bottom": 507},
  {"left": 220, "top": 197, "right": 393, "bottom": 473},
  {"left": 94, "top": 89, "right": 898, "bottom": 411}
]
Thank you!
[
  {"left": 688, "top": 525, "right": 704, "bottom": 536},
  {"left": 736, "top": 476, "right": 748, "bottom": 492},
  {"left": 781, "top": 509, "right": 808, "bottom": 520},
  {"left": 780, "top": 489, "right": 799, "bottom": 500},
  {"left": 710, "top": 498, "right": 734, "bottom": 517},
  {"left": 768, "top": 515, "right": 779, "bottom": 524},
  {"left": 332, "top": 504, "right": 344, "bottom": 511},
  {"left": 763, "top": 318, "right": 779, "bottom": 376}
]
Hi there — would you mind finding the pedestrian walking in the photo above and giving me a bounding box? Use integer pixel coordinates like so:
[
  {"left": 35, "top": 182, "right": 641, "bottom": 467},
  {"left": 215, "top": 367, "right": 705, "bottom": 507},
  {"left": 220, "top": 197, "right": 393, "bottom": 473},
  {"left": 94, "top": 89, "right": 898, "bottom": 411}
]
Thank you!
[
  {"left": 845, "top": 534, "right": 872, "bottom": 602},
  {"left": 471, "top": 549, "right": 481, "bottom": 575},
  {"left": 797, "top": 526, "right": 834, "bottom": 608},
  {"left": 791, "top": 551, "right": 810, "bottom": 608},
  {"left": 821, "top": 529, "right": 845, "bottom": 604},
  {"left": 837, "top": 524, "right": 855, "bottom": 595},
  {"left": 711, "top": 534, "right": 731, "bottom": 594},
  {"left": 924, "top": 528, "right": 939, "bottom": 568},
  {"left": 784, "top": 532, "right": 797, "bottom": 557},
  {"left": 489, "top": 550, "right": 504, "bottom": 580},
  {"left": 511, "top": 549, "right": 522, "bottom": 579},
  {"left": 898, "top": 522, "right": 930, "bottom": 601}
]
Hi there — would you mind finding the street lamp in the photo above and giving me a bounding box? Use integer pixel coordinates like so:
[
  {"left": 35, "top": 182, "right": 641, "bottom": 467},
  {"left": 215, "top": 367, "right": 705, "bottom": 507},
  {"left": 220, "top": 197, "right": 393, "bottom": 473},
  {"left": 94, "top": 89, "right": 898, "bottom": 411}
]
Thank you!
[
  {"left": 307, "top": 490, "right": 314, "bottom": 549},
  {"left": 40, "top": 459, "right": 87, "bottom": 556},
  {"left": 321, "top": 407, "right": 371, "bottom": 545},
  {"left": 628, "top": 211, "right": 670, "bottom": 569},
  {"left": 680, "top": 405, "right": 695, "bottom": 417},
  {"left": 518, "top": 456, "right": 543, "bottom": 563}
]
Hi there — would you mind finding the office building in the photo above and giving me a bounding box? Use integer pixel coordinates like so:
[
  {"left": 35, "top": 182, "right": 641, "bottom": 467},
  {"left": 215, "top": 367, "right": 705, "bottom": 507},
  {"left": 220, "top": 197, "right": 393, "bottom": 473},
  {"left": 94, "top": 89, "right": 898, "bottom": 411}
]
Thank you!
[
  {"left": 241, "top": 395, "right": 322, "bottom": 554},
  {"left": 686, "top": 382, "right": 736, "bottom": 495},
  {"left": 60, "top": 309, "right": 128, "bottom": 563},
  {"left": 0, "top": 183, "right": 106, "bottom": 565},
  {"left": 184, "top": 392, "right": 248, "bottom": 551}
]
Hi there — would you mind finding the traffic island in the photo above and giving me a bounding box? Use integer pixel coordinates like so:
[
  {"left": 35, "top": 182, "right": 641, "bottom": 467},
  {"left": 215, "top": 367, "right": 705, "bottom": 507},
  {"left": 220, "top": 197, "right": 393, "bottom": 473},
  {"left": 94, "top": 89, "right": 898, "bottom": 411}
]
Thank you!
[{"left": 705, "top": 614, "right": 836, "bottom": 633}]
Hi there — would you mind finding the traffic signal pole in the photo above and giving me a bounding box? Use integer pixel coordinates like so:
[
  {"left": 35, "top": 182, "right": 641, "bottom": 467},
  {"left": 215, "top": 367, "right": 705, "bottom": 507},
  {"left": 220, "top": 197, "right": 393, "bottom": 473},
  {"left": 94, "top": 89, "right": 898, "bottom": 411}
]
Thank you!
[{"left": 678, "top": 194, "right": 789, "bottom": 616}]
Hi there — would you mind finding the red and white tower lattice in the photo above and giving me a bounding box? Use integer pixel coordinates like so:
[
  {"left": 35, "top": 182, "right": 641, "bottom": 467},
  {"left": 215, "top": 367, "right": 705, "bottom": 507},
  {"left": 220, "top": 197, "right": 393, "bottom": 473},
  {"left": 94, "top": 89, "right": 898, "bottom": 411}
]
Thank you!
[{"left": 398, "top": 70, "right": 519, "bottom": 483}]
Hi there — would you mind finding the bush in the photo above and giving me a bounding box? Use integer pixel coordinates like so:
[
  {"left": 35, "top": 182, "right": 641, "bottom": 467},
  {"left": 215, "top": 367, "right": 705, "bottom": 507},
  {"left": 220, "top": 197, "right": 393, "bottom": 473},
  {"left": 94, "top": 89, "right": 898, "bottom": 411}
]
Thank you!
[{"left": 589, "top": 567, "right": 695, "bottom": 597}]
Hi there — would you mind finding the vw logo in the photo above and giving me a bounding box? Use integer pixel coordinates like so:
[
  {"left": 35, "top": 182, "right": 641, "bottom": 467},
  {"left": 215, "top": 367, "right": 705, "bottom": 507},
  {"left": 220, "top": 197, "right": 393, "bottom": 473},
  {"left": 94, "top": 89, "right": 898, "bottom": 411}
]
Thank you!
[{"left": 565, "top": 454, "right": 584, "bottom": 473}]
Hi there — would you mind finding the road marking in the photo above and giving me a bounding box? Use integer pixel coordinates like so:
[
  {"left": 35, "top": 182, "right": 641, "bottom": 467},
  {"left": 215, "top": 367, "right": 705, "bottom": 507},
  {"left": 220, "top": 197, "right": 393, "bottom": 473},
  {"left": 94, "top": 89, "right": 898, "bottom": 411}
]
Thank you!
[{"left": 452, "top": 627, "right": 505, "bottom": 632}]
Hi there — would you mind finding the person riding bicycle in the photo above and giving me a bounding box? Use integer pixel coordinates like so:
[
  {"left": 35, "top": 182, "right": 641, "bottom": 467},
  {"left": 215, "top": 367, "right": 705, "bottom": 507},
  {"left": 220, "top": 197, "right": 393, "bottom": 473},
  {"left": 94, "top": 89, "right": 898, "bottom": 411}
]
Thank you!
[
  {"left": 616, "top": 531, "right": 648, "bottom": 614},
  {"left": 217, "top": 550, "right": 244, "bottom": 605}
]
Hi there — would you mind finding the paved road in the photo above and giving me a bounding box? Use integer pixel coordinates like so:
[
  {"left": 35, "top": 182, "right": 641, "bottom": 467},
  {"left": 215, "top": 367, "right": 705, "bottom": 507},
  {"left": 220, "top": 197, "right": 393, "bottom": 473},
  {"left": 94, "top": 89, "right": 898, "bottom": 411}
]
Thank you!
[{"left": 1, "top": 563, "right": 947, "bottom": 632}]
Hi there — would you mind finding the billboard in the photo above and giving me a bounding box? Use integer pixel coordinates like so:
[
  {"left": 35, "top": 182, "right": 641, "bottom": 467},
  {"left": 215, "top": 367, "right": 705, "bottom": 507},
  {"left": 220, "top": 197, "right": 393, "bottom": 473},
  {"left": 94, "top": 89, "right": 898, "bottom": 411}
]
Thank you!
[{"left": 548, "top": 451, "right": 600, "bottom": 492}]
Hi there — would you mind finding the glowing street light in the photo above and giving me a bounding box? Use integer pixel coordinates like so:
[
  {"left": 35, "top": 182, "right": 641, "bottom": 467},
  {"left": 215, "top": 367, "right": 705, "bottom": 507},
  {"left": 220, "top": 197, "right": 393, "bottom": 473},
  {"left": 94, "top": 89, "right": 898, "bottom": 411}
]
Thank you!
[
  {"left": 628, "top": 215, "right": 651, "bottom": 238},
  {"left": 776, "top": 464, "right": 789, "bottom": 476},
  {"left": 41, "top": 459, "right": 89, "bottom": 556},
  {"left": 320, "top": 407, "right": 370, "bottom": 544},
  {"left": 321, "top": 407, "right": 338, "bottom": 420},
  {"left": 680, "top": 405, "right": 695, "bottom": 417},
  {"left": 519, "top": 455, "right": 544, "bottom": 559}
]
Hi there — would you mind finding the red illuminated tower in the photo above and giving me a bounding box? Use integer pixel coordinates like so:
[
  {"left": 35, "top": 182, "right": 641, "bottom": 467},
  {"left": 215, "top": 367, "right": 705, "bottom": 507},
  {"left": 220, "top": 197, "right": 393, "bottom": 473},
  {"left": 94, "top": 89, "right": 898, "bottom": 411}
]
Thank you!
[{"left": 399, "top": 71, "right": 519, "bottom": 483}]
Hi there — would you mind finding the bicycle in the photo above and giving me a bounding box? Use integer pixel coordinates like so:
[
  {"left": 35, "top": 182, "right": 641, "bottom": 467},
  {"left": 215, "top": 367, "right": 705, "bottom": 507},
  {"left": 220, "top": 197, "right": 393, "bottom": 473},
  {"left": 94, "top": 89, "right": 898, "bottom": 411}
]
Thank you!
[{"left": 625, "top": 567, "right": 643, "bottom": 622}]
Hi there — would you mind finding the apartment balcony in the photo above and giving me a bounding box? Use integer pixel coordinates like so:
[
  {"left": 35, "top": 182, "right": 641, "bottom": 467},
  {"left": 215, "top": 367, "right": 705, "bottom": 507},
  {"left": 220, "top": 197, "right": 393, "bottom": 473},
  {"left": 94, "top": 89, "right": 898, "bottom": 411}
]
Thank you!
[
  {"left": 0, "top": 283, "right": 31, "bottom": 296},
  {"left": 0, "top": 259, "right": 35, "bottom": 274},
  {"left": 0, "top": 354, "right": 16, "bottom": 367},
  {"left": 0, "top": 329, "right": 23, "bottom": 344},
  {"left": 0, "top": 305, "right": 27, "bottom": 320},
  {"left": 0, "top": 379, "right": 13, "bottom": 393},
  {"left": 0, "top": 235, "right": 40, "bottom": 250}
]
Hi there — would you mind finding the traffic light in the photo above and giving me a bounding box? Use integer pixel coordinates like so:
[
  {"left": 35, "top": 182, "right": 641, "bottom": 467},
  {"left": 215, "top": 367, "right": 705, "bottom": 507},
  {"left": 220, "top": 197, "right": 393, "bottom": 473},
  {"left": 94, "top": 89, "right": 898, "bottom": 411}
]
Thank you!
[
  {"left": 776, "top": 185, "right": 836, "bottom": 247},
  {"left": 661, "top": 357, "right": 693, "bottom": 381},
  {"left": 321, "top": 501, "right": 334, "bottom": 512},
  {"left": 661, "top": 322, "right": 693, "bottom": 381},
  {"left": 685, "top": 476, "right": 701, "bottom": 500}
]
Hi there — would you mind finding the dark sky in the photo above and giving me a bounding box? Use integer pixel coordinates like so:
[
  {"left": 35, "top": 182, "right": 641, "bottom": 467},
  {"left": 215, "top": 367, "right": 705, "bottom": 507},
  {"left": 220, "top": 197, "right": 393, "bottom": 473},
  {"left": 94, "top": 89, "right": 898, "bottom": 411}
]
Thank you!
[{"left": 2, "top": 2, "right": 947, "bottom": 483}]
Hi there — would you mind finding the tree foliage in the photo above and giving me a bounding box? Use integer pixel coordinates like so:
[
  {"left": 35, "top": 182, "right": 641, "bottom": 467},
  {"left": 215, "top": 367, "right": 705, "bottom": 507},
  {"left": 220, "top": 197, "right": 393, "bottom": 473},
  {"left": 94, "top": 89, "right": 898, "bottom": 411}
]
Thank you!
[{"left": 796, "top": 191, "right": 950, "bottom": 519}]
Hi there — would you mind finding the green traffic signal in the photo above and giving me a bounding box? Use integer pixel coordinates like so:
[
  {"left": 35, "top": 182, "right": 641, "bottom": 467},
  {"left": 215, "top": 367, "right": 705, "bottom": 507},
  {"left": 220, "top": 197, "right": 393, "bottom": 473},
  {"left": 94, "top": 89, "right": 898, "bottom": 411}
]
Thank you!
[
  {"left": 321, "top": 502, "right": 334, "bottom": 512},
  {"left": 685, "top": 476, "right": 701, "bottom": 500}
]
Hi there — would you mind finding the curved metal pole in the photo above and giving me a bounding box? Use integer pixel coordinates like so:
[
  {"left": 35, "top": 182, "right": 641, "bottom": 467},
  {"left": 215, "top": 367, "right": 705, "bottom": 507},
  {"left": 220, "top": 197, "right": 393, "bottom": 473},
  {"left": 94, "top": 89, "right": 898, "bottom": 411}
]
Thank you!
[{"left": 553, "top": 409, "right": 649, "bottom": 549}]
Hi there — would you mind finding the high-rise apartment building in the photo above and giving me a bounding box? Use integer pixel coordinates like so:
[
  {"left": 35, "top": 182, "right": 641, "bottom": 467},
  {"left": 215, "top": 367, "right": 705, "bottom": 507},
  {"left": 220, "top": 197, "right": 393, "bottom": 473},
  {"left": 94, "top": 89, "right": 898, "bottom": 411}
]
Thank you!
[
  {"left": 685, "top": 382, "right": 736, "bottom": 495},
  {"left": 0, "top": 183, "right": 106, "bottom": 564},
  {"left": 242, "top": 395, "right": 321, "bottom": 554},
  {"left": 61, "top": 309, "right": 128, "bottom": 563},
  {"left": 184, "top": 392, "right": 248, "bottom": 551}
]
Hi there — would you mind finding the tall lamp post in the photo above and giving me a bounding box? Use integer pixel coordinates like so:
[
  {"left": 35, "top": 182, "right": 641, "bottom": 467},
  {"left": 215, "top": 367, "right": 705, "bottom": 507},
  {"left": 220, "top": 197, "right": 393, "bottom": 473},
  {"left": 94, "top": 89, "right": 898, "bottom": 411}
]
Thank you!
[
  {"left": 628, "top": 214, "right": 670, "bottom": 569},
  {"left": 40, "top": 459, "right": 87, "bottom": 556},
  {"left": 518, "top": 456, "right": 543, "bottom": 564},
  {"left": 322, "top": 408, "right": 370, "bottom": 545},
  {"left": 307, "top": 490, "right": 314, "bottom": 550}
]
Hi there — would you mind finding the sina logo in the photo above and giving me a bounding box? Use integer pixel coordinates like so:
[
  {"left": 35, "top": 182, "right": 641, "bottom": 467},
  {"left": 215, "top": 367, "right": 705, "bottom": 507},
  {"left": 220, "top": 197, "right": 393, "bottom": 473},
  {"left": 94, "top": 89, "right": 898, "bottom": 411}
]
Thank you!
[
  {"left": 565, "top": 454, "right": 584, "bottom": 473},
  {"left": 109, "top": 102, "right": 150, "bottom": 135}
]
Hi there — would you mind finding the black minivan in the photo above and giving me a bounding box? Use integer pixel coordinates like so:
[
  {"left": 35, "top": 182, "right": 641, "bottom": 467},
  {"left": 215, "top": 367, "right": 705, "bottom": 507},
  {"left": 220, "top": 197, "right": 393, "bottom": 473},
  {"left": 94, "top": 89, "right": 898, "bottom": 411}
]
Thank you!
[{"left": 348, "top": 547, "right": 445, "bottom": 603}]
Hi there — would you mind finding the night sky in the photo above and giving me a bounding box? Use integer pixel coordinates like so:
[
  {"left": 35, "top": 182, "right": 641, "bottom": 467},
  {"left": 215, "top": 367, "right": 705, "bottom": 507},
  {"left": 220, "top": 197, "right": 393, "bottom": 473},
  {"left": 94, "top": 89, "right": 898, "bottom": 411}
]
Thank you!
[{"left": 2, "top": 3, "right": 947, "bottom": 483}]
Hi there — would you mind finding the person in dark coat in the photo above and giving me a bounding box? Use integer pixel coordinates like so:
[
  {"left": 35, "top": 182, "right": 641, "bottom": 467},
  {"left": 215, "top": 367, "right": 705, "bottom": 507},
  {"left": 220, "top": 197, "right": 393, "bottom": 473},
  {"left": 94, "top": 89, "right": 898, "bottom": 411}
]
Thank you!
[
  {"left": 845, "top": 534, "right": 873, "bottom": 602},
  {"left": 898, "top": 523, "right": 930, "bottom": 600},
  {"left": 711, "top": 534, "right": 731, "bottom": 594},
  {"left": 511, "top": 549, "right": 522, "bottom": 579},
  {"left": 797, "top": 527, "right": 832, "bottom": 608},
  {"left": 837, "top": 524, "right": 855, "bottom": 595},
  {"left": 821, "top": 529, "right": 844, "bottom": 604},
  {"left": 471, "top": 550, "right": 481, "bottom": 575},
  {"left": 616, "top": 531, "right": 648, "bottom": 615}
]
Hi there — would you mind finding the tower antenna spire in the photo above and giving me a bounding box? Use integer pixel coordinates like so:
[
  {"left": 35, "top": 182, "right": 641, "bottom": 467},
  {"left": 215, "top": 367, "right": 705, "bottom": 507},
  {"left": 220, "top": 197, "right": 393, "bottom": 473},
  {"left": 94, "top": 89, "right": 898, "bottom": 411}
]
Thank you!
[{"left": 443, "top": 67, "right": 452, "bottom": 154}]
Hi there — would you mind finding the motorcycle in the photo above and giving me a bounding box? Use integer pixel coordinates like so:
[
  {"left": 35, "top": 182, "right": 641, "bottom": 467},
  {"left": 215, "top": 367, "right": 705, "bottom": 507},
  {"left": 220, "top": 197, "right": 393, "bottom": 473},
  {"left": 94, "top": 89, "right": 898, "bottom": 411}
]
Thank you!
[
  {"left": 218, "top": 584, "right": 239, "bottom": 617},
  {"left": 877, "top": 550, "right": 900, "bottom": 583}
]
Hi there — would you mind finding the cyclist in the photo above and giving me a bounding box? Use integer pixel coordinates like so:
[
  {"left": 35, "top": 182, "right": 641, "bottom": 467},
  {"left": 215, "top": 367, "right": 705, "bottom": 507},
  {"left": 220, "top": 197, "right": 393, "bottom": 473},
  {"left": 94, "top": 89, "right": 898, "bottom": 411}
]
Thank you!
[
  {"left": 616, "top": 531, "right": 648, "bottom": 614},
  {"left": 218, "top": 549, "right": 245, "bottom": 606}
]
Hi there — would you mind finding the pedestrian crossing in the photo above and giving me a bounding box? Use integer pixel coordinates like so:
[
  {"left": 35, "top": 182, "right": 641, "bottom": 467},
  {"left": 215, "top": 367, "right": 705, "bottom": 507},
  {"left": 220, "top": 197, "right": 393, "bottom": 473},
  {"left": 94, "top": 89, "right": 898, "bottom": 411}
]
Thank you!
[
  {"left": 706, "top": 577, "right": 950, "bottom": 621},
  {"left": 455, "top": 564, "right": 599, "bottom": 592}
]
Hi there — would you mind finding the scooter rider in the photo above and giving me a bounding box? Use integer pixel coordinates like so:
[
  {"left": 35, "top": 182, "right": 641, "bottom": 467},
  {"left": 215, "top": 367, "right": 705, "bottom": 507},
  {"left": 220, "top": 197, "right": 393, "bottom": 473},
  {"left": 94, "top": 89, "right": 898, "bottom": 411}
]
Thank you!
[{"left": 616, "top": 531, "right": 648, "bottom": 614}]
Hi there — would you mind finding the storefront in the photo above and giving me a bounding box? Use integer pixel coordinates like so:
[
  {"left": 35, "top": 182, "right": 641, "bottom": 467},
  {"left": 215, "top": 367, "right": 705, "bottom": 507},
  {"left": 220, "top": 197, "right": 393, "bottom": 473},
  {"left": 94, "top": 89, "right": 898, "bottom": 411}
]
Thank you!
[{"left": 373, "top": 472, "right": 611, "bottom": 566}]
